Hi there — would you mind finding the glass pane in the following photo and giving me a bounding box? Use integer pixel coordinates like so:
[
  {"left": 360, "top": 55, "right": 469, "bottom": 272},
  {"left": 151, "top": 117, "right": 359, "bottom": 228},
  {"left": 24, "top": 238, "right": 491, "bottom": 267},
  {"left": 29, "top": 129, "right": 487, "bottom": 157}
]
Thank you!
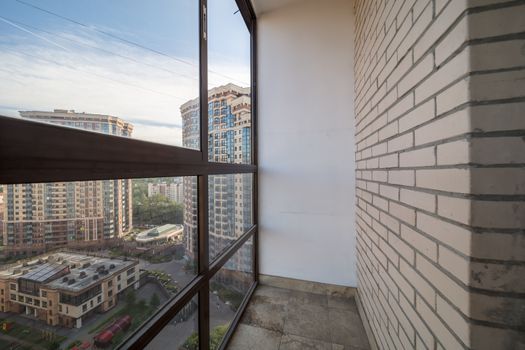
[
  {"left": 207, "top": 0, "right": 252, "bottom": 164},
  {"left": 144, "top": 296, "right": 198, "bottom": 350},
  {"left": 208, "top": 174, "right": 253, "bottom": 262},
  {"left": 0, "top": 0, "right": 199, "bottom": 148},
  {"left": 0, "top": 176, "right": 197, "bottom": 349},
  {"left": 210, "top": 238, "right": 253, "bottom": 349}
]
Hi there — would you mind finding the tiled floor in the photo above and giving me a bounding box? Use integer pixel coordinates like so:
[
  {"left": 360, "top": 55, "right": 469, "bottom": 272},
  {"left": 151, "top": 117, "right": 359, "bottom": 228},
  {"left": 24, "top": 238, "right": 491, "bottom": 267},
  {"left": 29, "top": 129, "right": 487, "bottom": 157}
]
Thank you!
[{"left": 227, "top": 285, "right": 371, "bottom": 350}]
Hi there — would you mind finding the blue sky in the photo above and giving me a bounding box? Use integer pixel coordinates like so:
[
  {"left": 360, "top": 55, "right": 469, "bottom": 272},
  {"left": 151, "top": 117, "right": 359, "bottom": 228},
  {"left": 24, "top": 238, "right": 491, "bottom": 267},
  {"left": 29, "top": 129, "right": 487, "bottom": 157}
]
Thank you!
[{"left": 0, "top": 0, "right": 251, "bottom": 146}]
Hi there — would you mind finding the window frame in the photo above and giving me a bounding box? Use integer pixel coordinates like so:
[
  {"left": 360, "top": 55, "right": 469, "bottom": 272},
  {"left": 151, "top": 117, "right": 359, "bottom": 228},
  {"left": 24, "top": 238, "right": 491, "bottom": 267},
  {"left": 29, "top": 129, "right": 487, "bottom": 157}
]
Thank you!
[{"left": 0, "top": 0, "right": 258, "bottom": 349}]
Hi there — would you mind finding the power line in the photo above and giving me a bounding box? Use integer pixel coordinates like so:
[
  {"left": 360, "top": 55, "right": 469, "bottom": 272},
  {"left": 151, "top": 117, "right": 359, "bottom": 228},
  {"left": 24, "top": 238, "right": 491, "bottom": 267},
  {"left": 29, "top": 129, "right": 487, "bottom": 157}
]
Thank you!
[
  {"left": 0, "top": 16, "right": 69, "bottom": 52},
  {"left": 0, "top": 15, "right": 191, "bottom": 101},
  {"left": 15, "top": 0, "right": 250, "bottom": 86},
  {"left": 2, "top": 48, "right": 189, "bottom": 101},
  {"left": 1, "top": 16, "right": 198, "bottom": 82}
]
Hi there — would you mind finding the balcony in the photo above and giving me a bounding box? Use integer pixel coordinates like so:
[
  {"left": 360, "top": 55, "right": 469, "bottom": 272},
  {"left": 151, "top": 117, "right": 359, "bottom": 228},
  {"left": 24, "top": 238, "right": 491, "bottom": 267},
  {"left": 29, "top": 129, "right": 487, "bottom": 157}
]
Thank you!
[
  {"left": 228, "top": 282, "right": 370, "bottom": 350},
  {"left": 0, "top": 0, "right": 524, "bottom": 349}
]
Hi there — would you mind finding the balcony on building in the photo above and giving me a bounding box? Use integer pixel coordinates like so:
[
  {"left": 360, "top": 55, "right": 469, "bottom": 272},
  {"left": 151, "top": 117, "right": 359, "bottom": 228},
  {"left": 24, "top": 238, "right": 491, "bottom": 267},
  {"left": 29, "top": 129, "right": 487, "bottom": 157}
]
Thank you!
[{"left": 0, "top": 0, "right": 524, "bottom": 350}]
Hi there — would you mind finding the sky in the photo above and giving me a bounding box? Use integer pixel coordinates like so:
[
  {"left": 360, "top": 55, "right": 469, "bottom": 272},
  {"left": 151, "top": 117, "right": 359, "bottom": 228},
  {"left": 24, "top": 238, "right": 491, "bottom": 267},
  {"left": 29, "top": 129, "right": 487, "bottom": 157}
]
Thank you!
[{"left": 0, "top": 0, "right": 251, "bottom": 146}]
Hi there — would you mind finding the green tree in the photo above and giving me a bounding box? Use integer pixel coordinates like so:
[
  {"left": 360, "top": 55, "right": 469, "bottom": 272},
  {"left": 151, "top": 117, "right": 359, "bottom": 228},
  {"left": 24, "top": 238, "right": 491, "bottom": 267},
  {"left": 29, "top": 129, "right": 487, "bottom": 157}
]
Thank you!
[
  {"left": 132, "top": 194, "right": 184, "bottom": 226},
  {"left": 181, "top": 332, "right": 198, "bottom": 350},
  {"left": 125, "top": 289, "right": 136, "bottom": 306},
  {"left": 46, "top": 341, "right": 60, "bottom": 350},
  {"left": 150, "top": 293, "right": 160, "bottom": 309},
  {"left": 210, "top": 324, "right": 229, "bottom": 350}
]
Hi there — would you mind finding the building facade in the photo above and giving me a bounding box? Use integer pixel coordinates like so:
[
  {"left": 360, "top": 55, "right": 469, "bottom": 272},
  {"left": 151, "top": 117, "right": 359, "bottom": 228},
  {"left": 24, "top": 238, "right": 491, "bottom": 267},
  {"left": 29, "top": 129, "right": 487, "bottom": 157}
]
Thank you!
[
  {"left": 0, "top": 252, "right": 139, "bottom": 328},
  {"left": 147, "top": 181, "right": 183, "bottom": 204},
  {"left": 181, "top": 84, "right": 253, "bottom": 275},
  {"left": 0, "top": 110, "right": 133, "bottom": 255}
]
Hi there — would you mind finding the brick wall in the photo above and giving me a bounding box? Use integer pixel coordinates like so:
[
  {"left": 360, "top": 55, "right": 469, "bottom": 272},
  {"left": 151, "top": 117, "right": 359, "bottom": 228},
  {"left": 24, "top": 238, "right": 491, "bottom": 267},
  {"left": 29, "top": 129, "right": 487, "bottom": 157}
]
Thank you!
[{"left": 353, "top": 0, "right": 525, "bottom": 349}]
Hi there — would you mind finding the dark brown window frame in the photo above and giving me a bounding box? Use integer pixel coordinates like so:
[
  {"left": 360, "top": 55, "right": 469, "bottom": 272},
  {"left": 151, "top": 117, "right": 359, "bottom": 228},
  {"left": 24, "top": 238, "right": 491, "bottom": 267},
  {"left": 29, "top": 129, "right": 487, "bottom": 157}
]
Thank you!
[{"left": 0, "top": 0, "right": 258, "bottom": 349}]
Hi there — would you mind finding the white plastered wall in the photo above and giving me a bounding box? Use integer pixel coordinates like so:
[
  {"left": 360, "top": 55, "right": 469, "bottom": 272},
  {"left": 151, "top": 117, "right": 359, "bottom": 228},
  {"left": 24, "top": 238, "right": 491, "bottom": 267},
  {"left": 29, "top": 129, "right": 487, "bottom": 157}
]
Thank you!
[{"left": 257, "top": 0, "right": 356, "bottom": 286}]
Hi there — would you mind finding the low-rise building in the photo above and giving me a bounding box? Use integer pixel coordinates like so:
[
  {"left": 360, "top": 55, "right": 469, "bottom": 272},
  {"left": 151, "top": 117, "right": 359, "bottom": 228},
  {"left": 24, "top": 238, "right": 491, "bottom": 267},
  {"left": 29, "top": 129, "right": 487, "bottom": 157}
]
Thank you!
[
  {"left": 0, "top": 252, "right": 139, "bottom": 328},
  {"left": 135, "top": 224, "right": 184, "bottom": 245}
]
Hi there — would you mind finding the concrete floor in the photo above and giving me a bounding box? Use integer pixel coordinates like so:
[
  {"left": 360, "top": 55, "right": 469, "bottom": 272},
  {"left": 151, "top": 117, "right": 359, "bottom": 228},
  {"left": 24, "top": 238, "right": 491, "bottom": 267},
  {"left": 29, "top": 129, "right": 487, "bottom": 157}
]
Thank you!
[{"left": 227, "top": 285, "right": 371, "bottom": 350}]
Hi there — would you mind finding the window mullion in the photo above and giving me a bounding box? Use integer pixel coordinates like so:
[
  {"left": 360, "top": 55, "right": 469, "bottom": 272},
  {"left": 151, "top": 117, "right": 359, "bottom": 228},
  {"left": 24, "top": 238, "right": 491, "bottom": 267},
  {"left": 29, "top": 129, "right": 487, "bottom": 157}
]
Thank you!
[{"left": 198, "top": 1, "right": 210, "bottom": 350}]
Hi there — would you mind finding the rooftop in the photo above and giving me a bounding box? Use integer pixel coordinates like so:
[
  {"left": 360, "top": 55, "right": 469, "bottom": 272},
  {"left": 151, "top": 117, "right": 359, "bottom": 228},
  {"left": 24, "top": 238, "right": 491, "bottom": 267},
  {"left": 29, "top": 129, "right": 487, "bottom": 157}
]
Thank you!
[
  {"left": 0, "top": 252, "right": 136, "bottom": 293},
  {"left": 135, "top": 224, "right": 184, "bottom": 243}
]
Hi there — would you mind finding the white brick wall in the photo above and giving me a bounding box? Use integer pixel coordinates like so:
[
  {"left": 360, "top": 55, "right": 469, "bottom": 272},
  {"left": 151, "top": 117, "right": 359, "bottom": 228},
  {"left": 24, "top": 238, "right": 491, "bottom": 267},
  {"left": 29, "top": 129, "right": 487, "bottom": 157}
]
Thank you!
[{"left": 354, "top": 0, "right": 525, "bottom": 349}]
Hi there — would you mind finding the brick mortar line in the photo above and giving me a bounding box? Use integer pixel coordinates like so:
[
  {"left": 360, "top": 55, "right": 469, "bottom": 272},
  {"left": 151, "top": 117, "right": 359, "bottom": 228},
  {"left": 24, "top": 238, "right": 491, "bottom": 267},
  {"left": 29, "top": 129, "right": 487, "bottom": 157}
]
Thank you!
[
  {"left": 355, "top": 0, "right": 433, "bottom": 108},
  {"left": 352, "top": 0, "right": 525, "bottom": 346},
  {"left": 467, "top": 0, "right": 525, "bottom": 14},
  {"left": 354, "top": 0, "right": 464, "bottom": 116},
  {"left": 356, "top": 207, "right": 525, "bottom": 301},
  {"left": 355, "top": 0, "right": 416, "bottom": 100},
  {"left": 358, "top": 163, "right": 525, "bottom": 174},
  {"left": 355, "top": 194, "right": 525, "bottom": 266},
  {"left": 356, "top": 240, "right": 466, "bottom": 350},
  {"left": 356, "top": 38, "right": 525, "bottom": 138},
  {"left": 355, "top": 286, "right": 381, "bottom": 350},
  {"left": 355, "top": 0, "right": 525, "bottom": 110},
  {"left": 356, "top": 71, "right": 525, "bottom": 148},
  {"left": 356, "top": 130, "right": 525, "bottom": 162},
  {"left": 358, "top": 189, "right": 525, "bottom": 243},
  {"left": 356, "top": 95, "right": 525, "bottom": 154},
  {"left": 354, "top": 1, "right": 396, "bottom": 92},
  {"left": 354, "top": 0, "right": 439, "bottom": 107},
  {"left": 355, "top": 208, "right": 525, "bottom": 302},
  {"left": 356, "top": 177, "right": 525, "bottom": 207},
  {"left": 354, "top": 0, "right": 525, "bottom": 346},
  {"left": 357, "top": 229, "right": 525, "bottom": 341},
  {"left": 353, "top": 0, "right": 383, "bottom": 68},
  {"left": 356, "top": 255, "right": 402, "bottom": 338},
  {"left": 356, "top": 261, "right": 392, "bottom": 346}
]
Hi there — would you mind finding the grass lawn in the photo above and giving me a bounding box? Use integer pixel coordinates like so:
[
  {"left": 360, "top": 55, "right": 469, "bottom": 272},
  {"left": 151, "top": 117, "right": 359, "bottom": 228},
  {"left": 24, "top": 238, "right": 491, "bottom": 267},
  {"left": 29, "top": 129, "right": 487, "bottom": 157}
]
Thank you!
[
  {"left": 87, "top": 301, "right": 156, "bottom": 349},
  {"left": 1, "top": 320, "right": 66, "bottom": 349}
]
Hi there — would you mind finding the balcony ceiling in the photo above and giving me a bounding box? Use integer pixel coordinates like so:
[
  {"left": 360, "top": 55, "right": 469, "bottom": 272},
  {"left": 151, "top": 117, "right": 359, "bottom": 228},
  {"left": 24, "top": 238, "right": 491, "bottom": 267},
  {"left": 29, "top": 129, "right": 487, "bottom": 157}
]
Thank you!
[{"left": 251, "top": 0, "right": 305, "bottom": 16}]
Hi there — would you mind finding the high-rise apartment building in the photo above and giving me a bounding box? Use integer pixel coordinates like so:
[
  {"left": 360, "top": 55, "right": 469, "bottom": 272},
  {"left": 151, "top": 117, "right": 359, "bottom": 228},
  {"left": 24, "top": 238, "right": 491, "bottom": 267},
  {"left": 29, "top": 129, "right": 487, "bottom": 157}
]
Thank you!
[
  {"left": 147, "top": 182, "right": 183, "bottom": 204},
  {"left": 0, "top": 110, "right": 133, "bottom": 255},
  {"left": 181, "top": 84, "right": 252, "bottom": 273}
]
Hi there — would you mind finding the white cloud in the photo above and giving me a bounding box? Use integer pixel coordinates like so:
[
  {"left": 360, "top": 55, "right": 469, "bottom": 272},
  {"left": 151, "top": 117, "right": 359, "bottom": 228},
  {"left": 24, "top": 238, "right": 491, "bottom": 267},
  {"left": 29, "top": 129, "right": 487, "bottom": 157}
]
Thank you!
[{"left": 0, "top": 25, "right": 250, "bottom": 146}]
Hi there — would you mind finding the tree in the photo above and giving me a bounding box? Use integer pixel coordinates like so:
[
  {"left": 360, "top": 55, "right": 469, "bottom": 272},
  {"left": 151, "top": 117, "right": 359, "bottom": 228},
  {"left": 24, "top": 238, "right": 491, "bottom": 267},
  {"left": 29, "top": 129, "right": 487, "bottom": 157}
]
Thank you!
[
  {"left": 125, "top": 289, "right": 136, "bottom": 306},
  {"left": 181, "top": 332, "right": 198, "bottom": 350},
  {"left": 132, "top": 194, "right": 184, "bottom": 226},
  {"left": 137, "top": 298, "right": 146, "bottom": 309},
  {"left": 46, "top": 341, "right": 60, "bottom": 350},
  {"left": 210, "top": 324, "right": 229, "bottom": 350},
  {"left": 150, "top": 293, "right": 160, "bottom": 309}
]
